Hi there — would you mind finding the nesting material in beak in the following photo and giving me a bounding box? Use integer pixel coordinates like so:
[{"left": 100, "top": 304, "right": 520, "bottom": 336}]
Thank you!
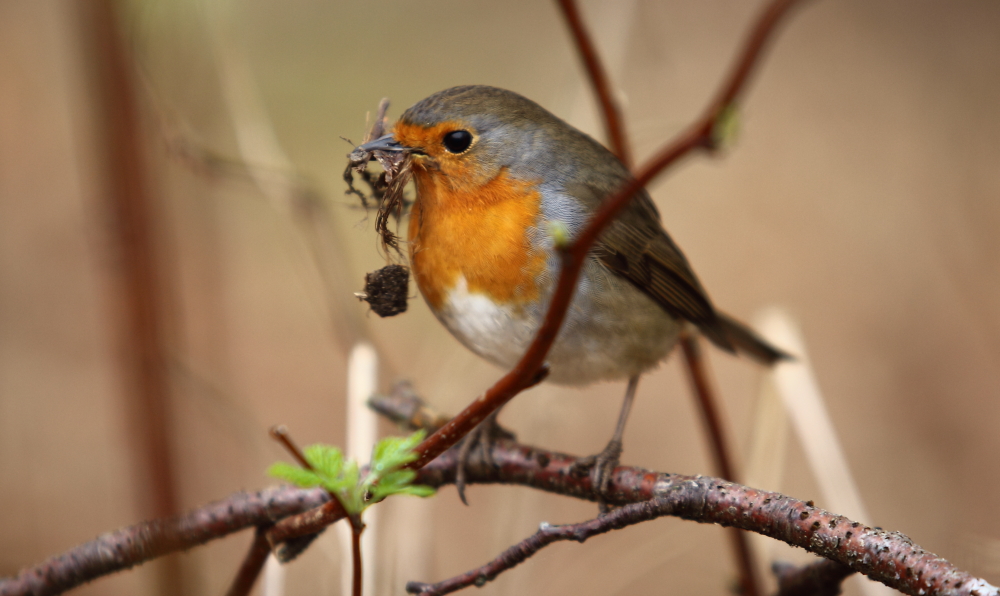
[{"left": 344, "top": 98, "right": 413, "bottom": 255}]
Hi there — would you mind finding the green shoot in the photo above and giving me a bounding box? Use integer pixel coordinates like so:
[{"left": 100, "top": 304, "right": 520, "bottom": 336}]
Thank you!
[
  {"left": 268, "top": 429, "right": 435, "bottom": 516},
  {"left": 712, "top": 103, "right": 741, "bottom": 150}
]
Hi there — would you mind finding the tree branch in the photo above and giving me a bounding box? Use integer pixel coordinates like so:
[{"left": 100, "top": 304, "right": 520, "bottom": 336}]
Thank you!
[
  {"left": 225, "top": 526, "right": 272, "bottom": 596},
  {"left": 0, "top": 486, "right": 328, "bottom": 596},
  {"left": 2, "top": 400, "right": 994, "bottom": 596},
  {"left": 404, "top": 505, "right": 683, "bottom": 596}
]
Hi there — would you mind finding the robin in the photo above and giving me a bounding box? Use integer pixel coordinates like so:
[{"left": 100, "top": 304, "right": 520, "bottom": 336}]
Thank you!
[{"left": 355, "top": 85, "right": 786, "bottom": 504}]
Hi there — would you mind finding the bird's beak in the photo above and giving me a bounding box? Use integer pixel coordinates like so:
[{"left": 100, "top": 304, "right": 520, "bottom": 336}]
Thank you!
[{"left": 356, "top": 133, "right": 407, "bottom": 153}]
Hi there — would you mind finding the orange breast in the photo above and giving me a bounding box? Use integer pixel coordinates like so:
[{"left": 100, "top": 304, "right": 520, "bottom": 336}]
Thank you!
[{"left": 407, "top": 164, "right": 547, "bottom": 311}]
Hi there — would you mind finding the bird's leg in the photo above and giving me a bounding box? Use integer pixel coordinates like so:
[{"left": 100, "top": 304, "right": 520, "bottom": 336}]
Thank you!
[
  {"left": 571, "top": 374, "right": 640, "bottom": 514},
  {"left": 454, "top": 408, "right": 514, "bottom": 505}
]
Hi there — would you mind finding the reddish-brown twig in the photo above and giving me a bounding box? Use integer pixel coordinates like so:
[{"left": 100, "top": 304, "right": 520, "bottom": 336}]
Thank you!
[
  {"left": 224, "top": 426, "right": 317, "bottom": 594},
  {"left": 679, "top": 331, "right": 760, "bottom": 596},
  {"left": 555, "top": 0, "right": 632, "bottom": 169},
  {"left": 270, "top": 425, "right": 311, "bottom": 468},
  {"left": 351, "top": 521, "right": 365, "bottom": 596},
  {"left": 405, "top": 504, "right": 676, "bottom": 596},
  {"left": 225, "top": 527, "right": 272, "bottom": 596},
  {"left": 0, "top": 485, "right": 328, "bottom": 596}
]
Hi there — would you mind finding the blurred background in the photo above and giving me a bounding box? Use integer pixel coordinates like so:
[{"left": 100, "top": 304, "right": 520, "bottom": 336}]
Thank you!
[{"left": 1, "top": 0, "right": 998, "bottom": 594}]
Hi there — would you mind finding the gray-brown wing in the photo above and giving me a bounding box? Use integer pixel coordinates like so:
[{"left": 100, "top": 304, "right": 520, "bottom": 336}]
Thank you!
[{"left": 565, "top": 180, "right": 736, "bottom": 353}]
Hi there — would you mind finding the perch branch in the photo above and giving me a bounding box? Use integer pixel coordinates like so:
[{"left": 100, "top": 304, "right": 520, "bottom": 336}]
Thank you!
[{"left": 2, "top": 393, "right": 994, "bottom": 596}]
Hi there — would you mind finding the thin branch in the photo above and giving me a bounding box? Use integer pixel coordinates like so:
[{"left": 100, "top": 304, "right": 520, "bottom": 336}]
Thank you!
[
  {"left": 266, "top": 498, "right": 343, "bottom": 550},
  {"left": 388, "top": 393, "right": 996, "bottom": 596},
  {"left": 351, "top": 521, "right": 364, "bottom": 596},
  {"left": 0, "top": 486, "right": 328, "bottom": 596},
  {"left": 406, "top": 504, "right": 674, "bottom": 596},
  {"left": 223, "top": 425, "right": 318, "bottom": 592},
  {"left": 555, "top": 0, "right": 632, "bottom": 169},
  {"left": 773, "top": 560, "right": 855, "bottom": 596},
  {"left": 225, "top": 527, "right": 272, "bottom": 596},
  {"left": 270, "top": 425, "right": 311, "bottom": 469},
  {"left": 407, "top": 0, "right": 807, "bottom": 473},
  {"left": 404, "top": 505, "right": 851, "bottom": 596},
  {"left": 680, "top": 331, "right": 760, "bottom": 596}
]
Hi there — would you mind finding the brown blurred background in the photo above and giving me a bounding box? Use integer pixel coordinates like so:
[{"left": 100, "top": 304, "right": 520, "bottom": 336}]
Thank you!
[{"left": 1, "top": 1, "right": 998, "bottom": 594}]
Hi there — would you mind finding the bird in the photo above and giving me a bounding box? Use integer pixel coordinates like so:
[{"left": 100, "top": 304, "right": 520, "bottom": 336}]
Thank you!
[{"left": 354, "top": 85, "right": 786, "bottom": 505}]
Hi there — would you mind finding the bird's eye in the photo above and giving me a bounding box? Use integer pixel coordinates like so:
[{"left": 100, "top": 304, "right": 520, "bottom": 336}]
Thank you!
[{"left": 442, "top": 130, "right": 473, "bottom": 154}]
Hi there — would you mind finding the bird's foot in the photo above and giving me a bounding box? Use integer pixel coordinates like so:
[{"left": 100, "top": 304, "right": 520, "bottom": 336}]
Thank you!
[
  {"left": 569, "top": 439, "right": 622, "bottom": 514},
  {"left": 455, "top": 411, "right": 514, "bottom": 505}
]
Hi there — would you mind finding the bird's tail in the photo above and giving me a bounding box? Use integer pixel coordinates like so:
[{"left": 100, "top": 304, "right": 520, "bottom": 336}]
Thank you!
[{"left": 704, "top": 312, "right": 793, "bottom": 365}]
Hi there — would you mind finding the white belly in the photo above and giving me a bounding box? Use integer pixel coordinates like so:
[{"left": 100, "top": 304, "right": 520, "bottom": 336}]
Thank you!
[{"left": 431, "top": 264, "right": 681, "bottom": 386}]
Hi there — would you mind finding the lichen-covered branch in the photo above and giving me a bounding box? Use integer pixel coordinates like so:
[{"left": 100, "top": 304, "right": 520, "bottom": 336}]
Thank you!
[{"left": 413, "top": 437, "right": 995, "bottom": 596}]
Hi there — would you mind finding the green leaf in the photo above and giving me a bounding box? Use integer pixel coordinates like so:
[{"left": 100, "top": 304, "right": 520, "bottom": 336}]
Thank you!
[
  {"left": 370, "top": 430, "right": 425, "bottom": 474},
  {"left": 378, "top": 469, "right": 417, "bottom": 488},
  {"left": 268, "top": 430, "right": 434, "bottom": 517},
  {"left": 395, "top": 484, "right": 436, "bottom": 498},
  {"left": 268, "top": 462, "right": 323, "bottom": 488},
  {"left": 304, "top": 444, "right": 344, "bottom": 479}
]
